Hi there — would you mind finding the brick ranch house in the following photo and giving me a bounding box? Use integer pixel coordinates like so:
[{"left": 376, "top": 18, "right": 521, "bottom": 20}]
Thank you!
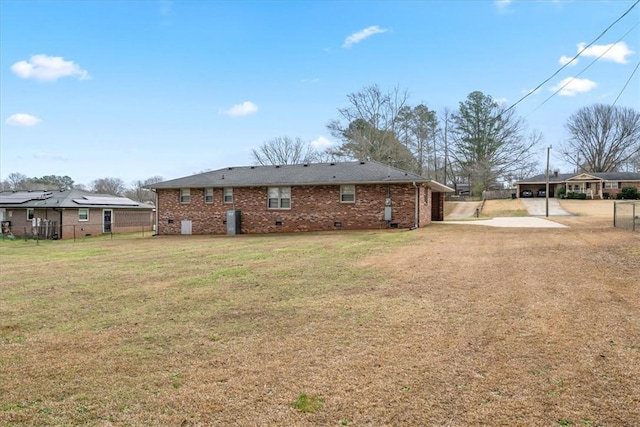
[
  {"left": 515, "top": 171, "right": 640, "bottom": 199},
  {"left": 148, "top": 161, "right": 453, "bottom": 235},
  {"left": 0, "top": 189, "right": 155, "bottom": 239}
]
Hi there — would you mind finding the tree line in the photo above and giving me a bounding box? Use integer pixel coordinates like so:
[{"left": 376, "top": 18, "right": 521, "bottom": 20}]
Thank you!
[
  {"left": 4, "top": 86, "right": 639, "bottom": 199},
  {"left": 253, "top": 86, "right": 640, "bottom": 195}
]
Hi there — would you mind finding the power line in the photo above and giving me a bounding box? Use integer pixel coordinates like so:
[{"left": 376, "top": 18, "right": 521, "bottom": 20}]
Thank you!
[
  {"left": 502, "top": 0, "right": 640, "bottom": 115},
  {"left": 525, "top": 22, "right": 640, "bottom": 117},
  {"left": 612, "top": 61, "right": 640, "bottom": 106}
]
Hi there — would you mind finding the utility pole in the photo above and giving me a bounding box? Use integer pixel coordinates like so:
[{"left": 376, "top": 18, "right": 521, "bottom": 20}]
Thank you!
[
  {"left": 443, "top": 111, "right": 449, "bottom": 185},
  {"left": 546, "top": 145, "right": 552, "bottom": 217}
]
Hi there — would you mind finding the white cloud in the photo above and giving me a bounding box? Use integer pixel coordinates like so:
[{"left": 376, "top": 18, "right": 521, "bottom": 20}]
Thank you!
[
  {"left": 550, "top": 77, "right": 597, "bottom": 96},
  {"left": 11, "top": 54, "right": 90, "bottom": 82},
  {"left": 495, "top": 97, "right": 508, "bottom": 106},
  {"left": 577, "top": 41, "right": 634, "bottom": 64},
  {"left": 310, "top": 136, "right": 334, "bottom": 150},
  {"left": 33, "top": 151, "right": 66, "bottom": 161},
  {"left": 559, "top": 55, "right": 577, "bottom": 66},
  {"left": 223, "top": 101, "right": 258, "bottom": 117},
  {"left": 343, "top": 26, "right": 389, "bottom": 48},
  {"left": 495, "top": 0, "right": 512, "bottom": 10},
  {"left": 6, "top": 113, "right": 42, "bottom": 126}
]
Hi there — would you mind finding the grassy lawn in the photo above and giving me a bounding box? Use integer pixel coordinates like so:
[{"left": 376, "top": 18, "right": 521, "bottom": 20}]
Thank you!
[{"left": 1, "top": 224, "right": 639, "bottom": 426}]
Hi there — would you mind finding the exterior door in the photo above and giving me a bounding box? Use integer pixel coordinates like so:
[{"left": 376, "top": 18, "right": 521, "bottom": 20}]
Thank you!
[
  {"left": 181, "top": 220, "right": 192, "bottom": 235},
  {"left": 103, "top": 209, "right": 113, "bottom": 233}
]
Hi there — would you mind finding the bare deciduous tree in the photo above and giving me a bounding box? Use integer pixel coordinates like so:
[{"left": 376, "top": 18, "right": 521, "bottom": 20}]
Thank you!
[
  {"left": 125, "top": 176, "right": 163, "bottom": 204},
  {"left": 90, "top": 177, "right": 126, "bottom": 196},
  {"left": 3, "top": 172, "right": 29, "bottom": 190},
  {"left": 251, "top": 137, "right": 319, "bottom": 165},
  {"left": 328, "top": 84, "right": 416, "bottom": 171},
  {"left": 560, "top": 104, "right": 640, "bottom": 173}
]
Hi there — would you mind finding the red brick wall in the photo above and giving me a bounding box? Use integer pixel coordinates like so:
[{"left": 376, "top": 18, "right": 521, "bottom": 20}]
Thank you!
[
  {"left": 606, "top": 182, "right": 640, "bottom": 198},
  {"left": 156, "top": 184, "right": 432, "bottom": 235}
]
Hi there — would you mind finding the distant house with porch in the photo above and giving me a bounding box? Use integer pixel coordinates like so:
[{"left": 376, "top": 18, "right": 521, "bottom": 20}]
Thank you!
[
  {"left": 148, "top": 161, "right": 453, "bottom": 235},
  {"left": 0, "top": 189, "right": 154, "bottom": 239},
  {"left": 515, "top": 171, "right": 640, "bottom": 199}
]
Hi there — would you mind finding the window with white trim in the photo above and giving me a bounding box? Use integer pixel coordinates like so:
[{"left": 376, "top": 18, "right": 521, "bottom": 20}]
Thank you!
[
  {"left": 224, "top": 187, "right": 233, "bottom": 204},
  {"left": 204, "top": 188, "right": 214, "bottom": 203},
  {"left": 78, "top": 208, "right": 89, "bottom": 221},
  {"left": 27, "top": 208, "right": 34, "bottom": 220},
  {"left": 604, "top": 181, "right": 619, "bottom": 189},
  {"left": 268, "top": 187, "right": 291, "bottom": 209},
  {"left": 180, "top": 188, "right": 191, "bottom": 204},
  {"left": 340, "top": 185, "right": 355, "bottom": 203}
]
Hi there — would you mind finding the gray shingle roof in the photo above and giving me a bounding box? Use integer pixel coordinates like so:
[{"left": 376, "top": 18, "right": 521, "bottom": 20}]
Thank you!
[
  {"left": 517, "top": 172, "right": 640, "bottom": 184},
  {"left": 0, "top": 189, "right": 154, "bottom": 209},
  {"left": 149, "top": 161, "right": 453, "bottom": 192}
]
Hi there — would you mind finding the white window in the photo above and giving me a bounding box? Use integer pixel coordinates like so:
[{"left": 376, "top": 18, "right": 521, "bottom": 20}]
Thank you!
[
  {"left": 268, "top": 187, "right": 291, "bottom": 209},
  {"left": 340, "top": 185, "right": 355, "bottom": 203},
  {"left": 78, "top": 208, "right": 89, "bottom": 221},
  {"left": 204, "top": 188, "right": 214, "bottom": 203},
  {"left": 180, "top": 188, "right": 191, "bottom": 204},
  {"left": 27, "top": 208, "right": 34, "bottom": 220},
  {"left": 604, "top": 181, "right": 619, "bottom": 189},
  {"left": 224, "top": 187, "right": 233, "bottom": 204}
]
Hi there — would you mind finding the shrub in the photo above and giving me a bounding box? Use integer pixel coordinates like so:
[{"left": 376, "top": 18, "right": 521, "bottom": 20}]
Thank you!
[
  {"left": 556, "top": 186, "right": 567, "bottom": 199},
  {"left": 603, "top": 192, "right": 610, "bottom": 199},
  {"left": 566, "top": 192, "right": 586, "bottom": 200},
  {"left": 617, "top": 186, "right": 639, "bottom": 200}
]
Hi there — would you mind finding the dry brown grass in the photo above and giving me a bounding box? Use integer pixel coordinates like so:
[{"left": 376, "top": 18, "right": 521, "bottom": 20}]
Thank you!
[
  {"left": 1, "top": 222, "right": 639, "bottom": 426},
  {"left": 558, "top": 199, "right": 616, "bottom": 217},
  {"left": 480, "top": 199, "right": 528, "bottom": 217}
]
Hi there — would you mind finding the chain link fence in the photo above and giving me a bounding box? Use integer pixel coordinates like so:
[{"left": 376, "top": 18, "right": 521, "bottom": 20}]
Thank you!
[
  {"left": 613, "top": 201, "right": 639, "bottom": 232},
  {"left": 1, "top": 220, "right": 155, "bottom": 243}
]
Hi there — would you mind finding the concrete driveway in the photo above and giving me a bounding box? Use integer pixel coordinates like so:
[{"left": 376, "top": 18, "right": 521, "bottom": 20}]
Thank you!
[
  {"left": 443, "top": 217, "right": 568, "bottom": 228},
  {"left": 442, "top": 198, "right": 571, "bottom": 228},
  {"left": 519, "top": 198, "right": 573, "bottom": 216}
]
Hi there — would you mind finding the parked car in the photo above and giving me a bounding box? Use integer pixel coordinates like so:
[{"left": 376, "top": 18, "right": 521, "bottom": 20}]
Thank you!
[
  {"left": 536, "top": 189, "right": 546, "bottom": 197},
  {"left": 520, "top": 190, "right": 533, "bottom": 198}
]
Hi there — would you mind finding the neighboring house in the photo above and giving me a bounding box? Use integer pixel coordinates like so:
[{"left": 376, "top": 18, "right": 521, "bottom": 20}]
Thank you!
[
  {"left": 516, "top": 171, "right": 640, "bottom": 199},
  {"left": 148, "top": 161, "right": 453, "bottom": 235},
  {"left": 0, "top": 189, "right": 155, "bottom": 239}
]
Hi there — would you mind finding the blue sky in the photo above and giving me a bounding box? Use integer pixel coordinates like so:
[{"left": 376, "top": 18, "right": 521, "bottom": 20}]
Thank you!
[{"left": 1, "top": 0, "right": 638, "bottom": 186}]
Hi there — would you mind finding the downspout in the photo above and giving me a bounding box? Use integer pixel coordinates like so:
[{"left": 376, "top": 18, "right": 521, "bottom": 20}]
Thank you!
[
  {"left": 413, "top": 182, "right": 419, "bottom": 229},
  {"left": 153, "top": 189, "right": 159, "bottom": 236}
]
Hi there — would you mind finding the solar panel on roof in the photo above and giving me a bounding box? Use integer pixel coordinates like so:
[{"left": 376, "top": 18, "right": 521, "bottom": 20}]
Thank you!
[
  {"left": 0, "top": 191, "right": 54, "bottom": 204},
  {"left": 0, "top": 195, "right": 33, "bottom": 204},
  {"left": 73, "top": 196, "right": 139, "bottom": 206}
]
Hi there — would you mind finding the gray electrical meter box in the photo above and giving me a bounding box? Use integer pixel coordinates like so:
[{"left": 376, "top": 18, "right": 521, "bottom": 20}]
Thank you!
[
  {"left": 384, "top": 206, "right": 392, "bottom": 221},
  {"left": 226, "top": 210, "right": 241, "bottom": 235}
]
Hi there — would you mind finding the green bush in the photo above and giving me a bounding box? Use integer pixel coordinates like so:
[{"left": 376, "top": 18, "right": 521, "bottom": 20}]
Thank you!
[
  {"left": 603, "top": 192, "right": 610, "bottom": 199},
  {"left": 616, "top": 186, "right": 639, "bottom": 200},
  {"left": 566, "top": 192, "right": 587, "bottom": 200},
  {"left": 556, "top": 186, "right": 566, "bottom": 199}
]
